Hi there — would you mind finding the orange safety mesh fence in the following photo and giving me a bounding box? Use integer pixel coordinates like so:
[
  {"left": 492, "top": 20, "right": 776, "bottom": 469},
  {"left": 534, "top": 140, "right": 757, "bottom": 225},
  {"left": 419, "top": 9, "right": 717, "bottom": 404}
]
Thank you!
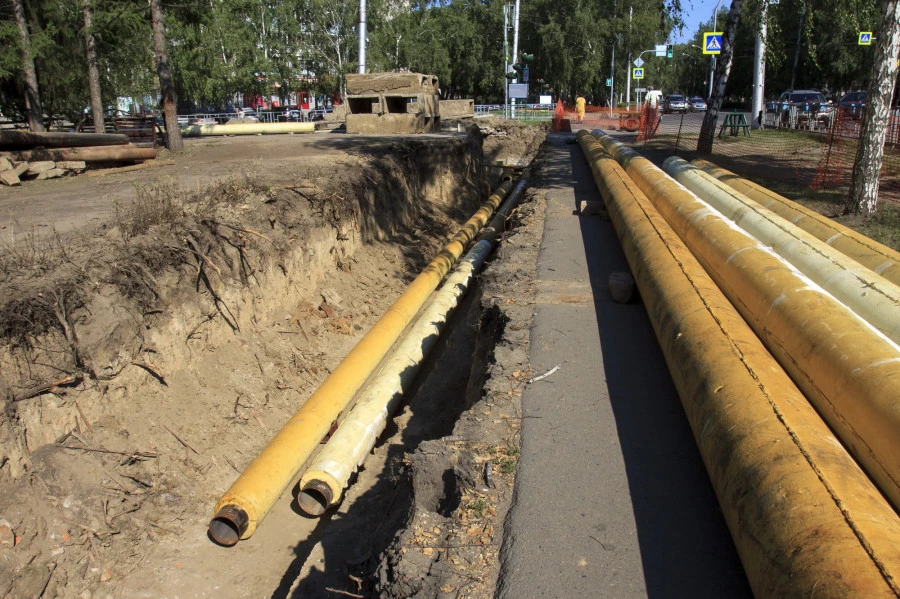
[
  {"left": 627, "top": 105, "right": 900, "bottom": 207},
  {"left": 555, "top": 104, "right": 643, "bottom": 133}
]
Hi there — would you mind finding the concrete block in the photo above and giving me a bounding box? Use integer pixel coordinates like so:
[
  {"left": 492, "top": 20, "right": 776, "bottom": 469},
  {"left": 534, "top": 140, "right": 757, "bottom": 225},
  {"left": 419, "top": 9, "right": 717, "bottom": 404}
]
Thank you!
[
  {"left": 346, "top": 72, "right": 439, "bottom": 96},
  {"left": 13, "top": 162, "right": 30, "bottom": 176},
  {"left": 346, "top": 113, "right": 439, "bottom": 135},
  {"left": 608, "top": 271, "right": 636, "bottom": 303},
  {"left": 0, "top": 170, "right": 21, "bottom": 186},
  {"left": 35, "top": 168, "right": 67, "bottom": 180},
  {"left": 440, "top": 99, "right": 475, "bottom": 116},
  {"left": 56, "top": 161, "right": 86, "bottom": 171},
  {"left": 25, "top": 161, "right": 55, "bottom": 176},
  {"left": 0, "top": 157, "right": 12, "bottom": 172}
]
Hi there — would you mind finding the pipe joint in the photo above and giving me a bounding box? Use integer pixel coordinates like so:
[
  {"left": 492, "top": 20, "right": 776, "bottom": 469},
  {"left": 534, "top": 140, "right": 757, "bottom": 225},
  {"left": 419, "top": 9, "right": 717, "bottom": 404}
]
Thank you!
[{"left": 208, "top": 505, "right": 249, "bottom": 547}]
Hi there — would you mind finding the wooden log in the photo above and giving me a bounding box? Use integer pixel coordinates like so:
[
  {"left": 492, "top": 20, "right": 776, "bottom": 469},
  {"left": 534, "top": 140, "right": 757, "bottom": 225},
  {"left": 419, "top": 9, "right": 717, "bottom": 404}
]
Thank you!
[
  {"left": 0, "top": 130, "right": 130, "bottom": 150},
  {"left": 0, "top": 145, "right": 156, "bottom": 163}
]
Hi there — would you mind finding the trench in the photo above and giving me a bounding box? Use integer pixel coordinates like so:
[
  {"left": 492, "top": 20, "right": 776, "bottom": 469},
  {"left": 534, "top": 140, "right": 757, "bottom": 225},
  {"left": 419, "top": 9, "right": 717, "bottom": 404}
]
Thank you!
[{"left": 0, "top": 124, "right": 543, "bottom": 599}]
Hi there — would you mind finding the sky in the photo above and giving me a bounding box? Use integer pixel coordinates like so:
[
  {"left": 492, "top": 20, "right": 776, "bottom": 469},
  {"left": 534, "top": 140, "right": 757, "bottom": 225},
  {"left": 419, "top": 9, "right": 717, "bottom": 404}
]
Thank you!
[{"left": 672, "top": 0, "right": 725, "bottom": 44}]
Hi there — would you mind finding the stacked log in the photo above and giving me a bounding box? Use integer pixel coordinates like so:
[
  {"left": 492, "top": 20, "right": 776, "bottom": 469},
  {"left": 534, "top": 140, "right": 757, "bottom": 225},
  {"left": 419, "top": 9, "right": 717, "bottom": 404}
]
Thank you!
[{"left": 0, "top": 131, "right": 156, "bottom": 186}]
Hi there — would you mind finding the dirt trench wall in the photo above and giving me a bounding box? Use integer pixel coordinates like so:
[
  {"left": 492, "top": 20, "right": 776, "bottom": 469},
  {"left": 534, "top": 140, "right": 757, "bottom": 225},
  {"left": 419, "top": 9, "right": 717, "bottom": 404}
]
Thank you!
[{"left": 0, "top": 135, "right": 486, "bottom": 481}]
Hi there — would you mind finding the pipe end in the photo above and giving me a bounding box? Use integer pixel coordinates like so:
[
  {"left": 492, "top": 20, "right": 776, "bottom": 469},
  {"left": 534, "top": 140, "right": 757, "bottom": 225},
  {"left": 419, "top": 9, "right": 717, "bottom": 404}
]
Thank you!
[
  {"left": 208, "top": 505, "right": 249, "bottom": 547},
  {"left": 297, "top": 480, "right": 335, "bottom": 517}
]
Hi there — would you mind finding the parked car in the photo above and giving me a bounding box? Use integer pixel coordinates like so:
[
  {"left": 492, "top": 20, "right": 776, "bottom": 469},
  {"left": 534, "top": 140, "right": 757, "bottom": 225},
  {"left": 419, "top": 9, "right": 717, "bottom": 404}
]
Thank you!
[
  {"left": 772, "top": 90, "right": 832, "bottom": 128},
  {"left": 837, "top": 91, "right": 867, "bottom": 119},
  {"left": 308, "top": 109, "right": 326, "bottom": 121},
  {"left": 281, "top": 109, "right": 303, "bottom": 122},
  {"left": 236, "top": 107, "right": 258, "bottom": 120},
  {"left": 191, "top": 116, "right": 216, "bottom": 125},
  {"left": 662, "top": 94, "right": 690, "bottom": 114},
  {"left": 688, "top": 96, "right": 707, "bottom": 111}
]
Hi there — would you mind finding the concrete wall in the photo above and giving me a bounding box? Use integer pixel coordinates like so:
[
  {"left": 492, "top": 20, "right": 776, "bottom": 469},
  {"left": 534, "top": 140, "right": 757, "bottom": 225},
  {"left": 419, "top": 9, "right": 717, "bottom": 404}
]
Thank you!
[
  {"left": 440, "top": 99, "right": 475, "bottom": 117},
  {"left": 345, "top": 113, "right": 439, "bottom": 135}
]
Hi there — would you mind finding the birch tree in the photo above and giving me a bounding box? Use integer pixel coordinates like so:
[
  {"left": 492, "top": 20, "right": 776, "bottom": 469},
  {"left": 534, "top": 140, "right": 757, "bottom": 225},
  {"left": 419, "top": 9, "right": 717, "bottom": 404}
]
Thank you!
[
  {"left": 697, "top": 0, "right": 742, "bottom": 154},
  {"left": 845, "top": 0, "right": 900, "bottom": 215}
]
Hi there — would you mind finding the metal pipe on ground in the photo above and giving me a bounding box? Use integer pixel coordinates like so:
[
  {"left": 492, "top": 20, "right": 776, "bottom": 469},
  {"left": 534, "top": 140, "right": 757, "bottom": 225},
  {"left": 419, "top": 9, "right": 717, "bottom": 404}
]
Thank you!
[
  {"left": 663, "top": 156, "right": 900, "bottom": 343},
  {"left": 0, "top": 144, "right": 156, "bottom": 163},
  {"left": 209, "top": 180, "right": 515, "bottom": 545},
  {"left": 179, "top": 122, "right": 315, "bottom": 136},
  {"left": 690, "top": 158, "right": 900, "bottom": 285},
  {"left": 592, "top": 131, "right": 900, "bottom": 513},
  {"left": 577, "top": 130, "right": 900, "bottom": 597},
  {"left": 0, "top": 130, "right": 129, "bottom": 150},
  {"left": 297, "top": 178, "right": 529, "bottom": 514}
]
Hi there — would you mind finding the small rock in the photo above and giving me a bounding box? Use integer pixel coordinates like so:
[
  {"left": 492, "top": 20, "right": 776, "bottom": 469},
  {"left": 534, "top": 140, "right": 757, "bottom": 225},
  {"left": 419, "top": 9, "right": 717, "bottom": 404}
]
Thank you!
[
  {"left": 100, "top": 568, "right": 112, "bottom": 582},
  {"left": 79, "top": 590, "right": 92, "bottom": 599},
  {"left": 0, "top": 519, "right": 14, "bottom": 547},
  {"left": 50, "top": 546, "right": 64, "bottom": 556},
  {"left": 608, "top": 271, "right": 635, "bottom": 304}
]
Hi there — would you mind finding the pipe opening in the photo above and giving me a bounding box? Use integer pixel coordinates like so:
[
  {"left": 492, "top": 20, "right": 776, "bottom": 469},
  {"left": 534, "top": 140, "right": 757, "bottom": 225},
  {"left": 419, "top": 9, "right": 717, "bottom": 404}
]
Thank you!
[
  {"left": 298, "top": 480, "right": 334, "bottom": 517},
  {"left": 208, "top": 505, "right": 249, "bottom": 547}
]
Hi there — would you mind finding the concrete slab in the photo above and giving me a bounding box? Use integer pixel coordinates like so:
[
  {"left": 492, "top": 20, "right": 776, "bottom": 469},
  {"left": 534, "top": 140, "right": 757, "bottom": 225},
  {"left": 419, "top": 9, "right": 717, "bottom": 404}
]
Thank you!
[{"left": 497, "top": 133, "right": 751, "bottom": 598}]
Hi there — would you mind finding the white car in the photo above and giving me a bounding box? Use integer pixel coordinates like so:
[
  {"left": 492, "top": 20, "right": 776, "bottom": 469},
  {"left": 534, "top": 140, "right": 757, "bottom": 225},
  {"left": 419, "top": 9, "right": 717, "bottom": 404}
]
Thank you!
[{"left": 237, "top": 108, "right": 258, "bottom": 120}]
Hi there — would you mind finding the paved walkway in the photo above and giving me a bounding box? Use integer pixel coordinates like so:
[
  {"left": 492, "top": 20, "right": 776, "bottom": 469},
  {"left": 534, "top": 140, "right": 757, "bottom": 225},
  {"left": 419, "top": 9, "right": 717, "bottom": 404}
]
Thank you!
[{"left": 497, "top": 133, "right": 752, "bottom": 598}]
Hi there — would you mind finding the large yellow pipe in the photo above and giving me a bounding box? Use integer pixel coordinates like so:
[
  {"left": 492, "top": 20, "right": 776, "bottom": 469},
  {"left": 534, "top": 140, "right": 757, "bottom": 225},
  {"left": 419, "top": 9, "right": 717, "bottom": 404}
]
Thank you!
[
  {"left": 209, "top": 180, "right": 514, "bottom": 545},
  {"left": 577, "top": 131, "right": 900, "bottom": 597},
  {"left": 298, "top": 178, "right": 529, "bottom": 514},
  {"left": 179, "top": 122, "right": 316, "bottom": 136},
  {"left": 593, "top": 132, "right": 900, "bottom": 512},
  {"left": 690, "top": 158, "right": 900, "bottom": 285},
  {"left": 663, "top": 156, "right": 900, "bottom": 343}
]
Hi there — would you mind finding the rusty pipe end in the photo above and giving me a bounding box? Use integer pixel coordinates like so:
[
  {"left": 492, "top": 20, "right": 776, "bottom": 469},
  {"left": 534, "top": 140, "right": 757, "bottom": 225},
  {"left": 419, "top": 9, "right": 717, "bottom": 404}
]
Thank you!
[
  {"left": 208, "top": 505, "right": 249, "bottom": 547},
  {"left": 297, "top": 480, "right": 334, "bottom": 517}
]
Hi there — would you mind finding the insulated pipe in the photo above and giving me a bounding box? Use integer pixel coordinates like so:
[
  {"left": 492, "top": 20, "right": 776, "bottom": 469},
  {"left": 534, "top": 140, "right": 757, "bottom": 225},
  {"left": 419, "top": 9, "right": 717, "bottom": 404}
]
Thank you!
[
  {"left": 577, "top": 131, "right": 900, "bottom": 597},
  {"left": 0, "top": 130, "right": 129, "bottom": 150},
  {"left": 663, "top": 156, "right": 900, "bottom": 343},
  {"left": 209, "top": 180, "right": 514, "bottom": 545},
  {"left": 690, "top": 158, "right": 900, "bottom": 285},
  {"left": 179, "top": 122, "right": 315, "bottom": 136},
  {"left": 0, "top": 144, "right": 156, "bottom": 163},
  {"left": 299, "top": 179, "right": 529, "bottom": 514},
  {"left": 593, "top": 132, "right": 900, "bottom": 512}
]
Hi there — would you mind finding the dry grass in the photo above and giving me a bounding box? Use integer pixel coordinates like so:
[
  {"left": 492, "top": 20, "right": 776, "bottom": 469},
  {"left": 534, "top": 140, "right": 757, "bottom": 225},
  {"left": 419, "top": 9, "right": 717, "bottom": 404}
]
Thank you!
[{"left": 115, "top": 178, "right": 185, "bottom": 241}]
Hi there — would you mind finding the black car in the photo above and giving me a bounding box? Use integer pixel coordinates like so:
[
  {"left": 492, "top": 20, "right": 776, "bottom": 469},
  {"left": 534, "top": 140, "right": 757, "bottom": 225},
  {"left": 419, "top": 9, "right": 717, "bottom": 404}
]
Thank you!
[
  {"left": 770, "top": 90, "right": 832, "bottom": 128},
  {"left": 837, "top": 91, "right": 866, "bottom": 119}
]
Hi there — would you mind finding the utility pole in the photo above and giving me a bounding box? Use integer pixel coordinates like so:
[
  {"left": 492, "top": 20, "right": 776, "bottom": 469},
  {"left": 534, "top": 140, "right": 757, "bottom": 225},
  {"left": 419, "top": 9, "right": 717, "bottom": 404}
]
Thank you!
[
  {"left": 503, "top": 4, "right": 510, "bottom": 119},
  {"left": 625, "top": 6, "right": 633, "bottom": 109},
  {"left": 709, "top": 0, "right": 724, "bottom": 99},
  {"left": 358, "top": 0, "right": 367, "bottom": 74},
  {"left": 750, "top": 2, "right": 768, "bottom": 128},
  {"left": 511, "top": 0, "right": 520, "bottom": 118},
  {"left": 610, "top": 34, "right": 620, "bottom": 116}
]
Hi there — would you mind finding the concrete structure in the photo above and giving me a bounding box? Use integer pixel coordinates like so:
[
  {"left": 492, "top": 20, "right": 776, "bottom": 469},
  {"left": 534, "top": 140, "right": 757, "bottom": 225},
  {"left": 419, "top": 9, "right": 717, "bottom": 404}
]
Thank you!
[{"left": 344, "top": 72, "right": 441, "bottom": 134}]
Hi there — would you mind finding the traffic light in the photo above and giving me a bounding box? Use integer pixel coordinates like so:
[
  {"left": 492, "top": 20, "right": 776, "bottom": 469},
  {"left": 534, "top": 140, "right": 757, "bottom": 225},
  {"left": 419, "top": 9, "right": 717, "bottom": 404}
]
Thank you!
[{"left": 666, "top": 44, "right": 674, "bottom": 58}]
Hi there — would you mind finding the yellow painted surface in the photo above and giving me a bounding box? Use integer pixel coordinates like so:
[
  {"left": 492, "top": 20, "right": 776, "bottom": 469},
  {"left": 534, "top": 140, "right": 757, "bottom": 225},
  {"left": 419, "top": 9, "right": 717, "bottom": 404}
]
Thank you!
[
  {"left": 578, "top": 130, "right": 900, "bottom": 596},
  {"left": 179, "top": 122, "right": 316, "bottom": 136},
  {"left": 691, "top": 158, "right": 900, "bottom": 285},
  {"left": 594, "top": 132, "right": 900, "bottom": 514},
  {"left": 214, "top": 180, "right": 514, "bottom": 537}
]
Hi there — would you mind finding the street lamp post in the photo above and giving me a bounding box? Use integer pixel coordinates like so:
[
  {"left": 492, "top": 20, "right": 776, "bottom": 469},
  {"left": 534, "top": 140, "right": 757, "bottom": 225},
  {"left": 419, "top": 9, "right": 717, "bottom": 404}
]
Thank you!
[{"left": 708, "top": 0, "right": 724, "bottom": 100}]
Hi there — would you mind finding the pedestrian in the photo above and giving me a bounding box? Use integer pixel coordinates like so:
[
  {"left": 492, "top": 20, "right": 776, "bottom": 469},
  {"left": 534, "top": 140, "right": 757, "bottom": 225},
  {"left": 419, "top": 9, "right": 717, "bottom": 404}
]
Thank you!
[{"left": 575, "top": 95, "right": 586, "bottom": 123}]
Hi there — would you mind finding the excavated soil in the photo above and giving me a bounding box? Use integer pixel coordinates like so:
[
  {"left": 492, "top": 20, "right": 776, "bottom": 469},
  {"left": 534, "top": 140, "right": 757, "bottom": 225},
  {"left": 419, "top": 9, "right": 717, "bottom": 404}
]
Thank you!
[{"left": 0, "top": 119, "right": 546, "bottom": 598}]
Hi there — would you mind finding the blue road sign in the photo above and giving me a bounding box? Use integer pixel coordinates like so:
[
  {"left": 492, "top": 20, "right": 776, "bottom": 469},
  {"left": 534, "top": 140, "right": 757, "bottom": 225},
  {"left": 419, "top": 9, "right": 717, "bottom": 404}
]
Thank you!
[
  {"left": 703, "top": 32, "right": 723, "bottom": 55},
  {"left": 859, "top": 32, "right": 873, "bottom": 45},
  {"left": 632, "top": 68, "right": 644, "bottom": 80}
]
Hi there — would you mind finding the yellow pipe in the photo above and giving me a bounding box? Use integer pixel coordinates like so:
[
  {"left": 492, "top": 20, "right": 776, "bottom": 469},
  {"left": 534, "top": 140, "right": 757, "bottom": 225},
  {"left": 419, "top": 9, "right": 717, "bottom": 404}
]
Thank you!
[
  {"left": 593, "top": 132, "right": 900, "bottom": 513},
  {"left": 297, "top": 178, "right": 529, "bottom": 514},
  {"left": 663, "top": 156, "right": 900, "bottom": 343},
  {"left": 209, "top": 180, "right": 514, "bottom": 545},
  {"left": 179, "top": 122, "right": 316, "bottom": 136},
  {"left": 690, "top": 158, "right": 900, "bottom": 285},
  {"left": 577, "top": 130, "right": 900, "bottom": 597}
]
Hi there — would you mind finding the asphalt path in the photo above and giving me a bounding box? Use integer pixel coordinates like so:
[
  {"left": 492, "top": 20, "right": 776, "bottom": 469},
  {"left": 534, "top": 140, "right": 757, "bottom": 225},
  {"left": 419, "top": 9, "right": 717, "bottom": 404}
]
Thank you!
[{"left": 497, "top": 133, "right": 752, "bottom": 598}]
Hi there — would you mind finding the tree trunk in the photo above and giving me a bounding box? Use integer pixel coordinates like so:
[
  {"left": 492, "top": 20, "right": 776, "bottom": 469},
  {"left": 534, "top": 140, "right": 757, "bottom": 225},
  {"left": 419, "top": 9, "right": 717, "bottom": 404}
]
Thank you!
[
  {"left": 13, "top": 0, "right": 44, "bottom": 132},
  {"left": 82, "top": 0, "right": 105, "bottom": 133},
  {"left": 150, "top": 0, "right": 183, "bottom": 153},
  {"left": 697, "top": 0, "right": 743, "bottom": 154},
  {"left": 846, "top": 0, "right": 900, "bottom": 215}
]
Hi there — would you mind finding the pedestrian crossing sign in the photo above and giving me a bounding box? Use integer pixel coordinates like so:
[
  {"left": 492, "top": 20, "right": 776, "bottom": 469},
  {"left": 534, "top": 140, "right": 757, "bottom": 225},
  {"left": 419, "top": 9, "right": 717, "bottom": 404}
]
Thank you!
[
  {"left": 633, "top": 68, "right": 644, "bottom": 80},
  {"left": 859, "top": 32, "right": 873, "bottom": 45},
  {"left": 703, "top": 32, "right": 723, "bottom": 55}
]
